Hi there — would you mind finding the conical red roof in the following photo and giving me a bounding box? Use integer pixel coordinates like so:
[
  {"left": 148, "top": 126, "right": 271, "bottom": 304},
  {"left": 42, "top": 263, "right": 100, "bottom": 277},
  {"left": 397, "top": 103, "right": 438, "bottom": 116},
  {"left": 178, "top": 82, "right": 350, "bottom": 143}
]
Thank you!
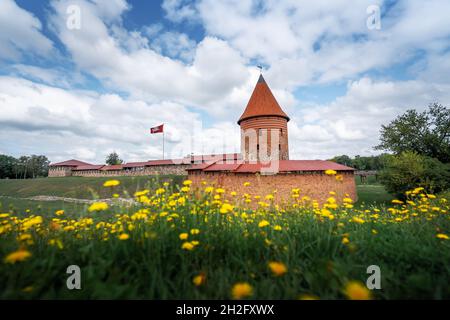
[{"left": 238, "top": 74, "right": 289, "bottom": 124}]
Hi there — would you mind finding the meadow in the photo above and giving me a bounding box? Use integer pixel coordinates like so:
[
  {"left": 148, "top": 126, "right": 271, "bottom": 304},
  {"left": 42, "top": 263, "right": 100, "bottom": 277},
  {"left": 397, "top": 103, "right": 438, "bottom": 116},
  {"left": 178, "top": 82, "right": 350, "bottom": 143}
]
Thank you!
[{"left": 0, "top": 175, "right": 448, "bottom": 299}]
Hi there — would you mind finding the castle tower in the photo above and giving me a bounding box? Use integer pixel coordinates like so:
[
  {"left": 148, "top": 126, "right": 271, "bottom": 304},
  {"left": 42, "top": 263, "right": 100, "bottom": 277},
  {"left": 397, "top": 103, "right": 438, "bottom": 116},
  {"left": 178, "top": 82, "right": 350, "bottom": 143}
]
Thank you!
[{"left": 238, "top": 74, "right": 290, "bottom": 162}]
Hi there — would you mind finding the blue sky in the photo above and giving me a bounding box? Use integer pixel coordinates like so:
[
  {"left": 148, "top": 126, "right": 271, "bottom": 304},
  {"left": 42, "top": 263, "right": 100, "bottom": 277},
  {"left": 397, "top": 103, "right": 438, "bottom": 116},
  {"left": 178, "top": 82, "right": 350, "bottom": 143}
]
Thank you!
[{"left": 0, "top": 0, "right": 449, "bottom": 163}]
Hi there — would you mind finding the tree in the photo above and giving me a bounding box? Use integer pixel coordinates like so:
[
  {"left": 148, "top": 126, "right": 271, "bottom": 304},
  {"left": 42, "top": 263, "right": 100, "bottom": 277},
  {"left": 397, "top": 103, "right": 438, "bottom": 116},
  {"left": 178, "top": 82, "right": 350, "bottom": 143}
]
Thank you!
[
  {"left": 375, "top": 103, "right": 450, "bottom": 163},
  {"left": 379, "top": 151, "right": 450, "bottom": 198},
  {"left": 0, "top": 155, "right": 18, "bottom": 179},
  {"left": 106, "top": 152, "right": 123, "bottom": 165}
]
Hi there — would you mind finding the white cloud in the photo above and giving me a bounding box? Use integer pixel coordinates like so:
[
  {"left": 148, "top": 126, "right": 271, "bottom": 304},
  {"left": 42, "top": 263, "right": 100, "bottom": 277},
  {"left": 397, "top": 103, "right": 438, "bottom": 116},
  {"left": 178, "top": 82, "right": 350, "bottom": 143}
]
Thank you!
[
  {"left": 0, "top": 0, "right": 53, "bottom": 60},
  {"left": 288, "top": 78, "right": 450, "bottom": 159},
  {"left": 49, "top": 0, "right": 250, "bottom": 113},
  {"left": 0, "top": 76, "right": 240, "bottom": 163}
]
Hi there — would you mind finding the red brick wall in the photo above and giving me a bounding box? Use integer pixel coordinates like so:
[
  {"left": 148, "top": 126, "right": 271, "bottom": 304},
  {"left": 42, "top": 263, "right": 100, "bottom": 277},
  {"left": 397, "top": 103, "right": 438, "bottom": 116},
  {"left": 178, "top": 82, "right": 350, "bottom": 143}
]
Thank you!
[
  {"left": 240, "top": 116, "right": 289, "bottom": 161},
  {"left": 188, "top": 171, "right": 357, "bottom": 205}
]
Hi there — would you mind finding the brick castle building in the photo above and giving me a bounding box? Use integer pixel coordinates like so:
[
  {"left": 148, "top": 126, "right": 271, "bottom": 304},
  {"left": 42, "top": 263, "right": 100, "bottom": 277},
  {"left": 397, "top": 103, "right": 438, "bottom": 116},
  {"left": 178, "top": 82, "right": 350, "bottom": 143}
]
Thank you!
[{"left": 49, "top": 75, "right": 356, "bottom": 203}]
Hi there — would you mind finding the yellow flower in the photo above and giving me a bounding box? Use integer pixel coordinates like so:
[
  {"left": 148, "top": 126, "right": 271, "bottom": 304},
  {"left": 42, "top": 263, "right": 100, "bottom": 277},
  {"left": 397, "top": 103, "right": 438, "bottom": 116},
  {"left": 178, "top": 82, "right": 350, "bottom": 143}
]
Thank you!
[
  {"left": 343, "top": 281, "right": 372, "bottom": 300},
  {"left": 268, "top": 261, "right": 287, "bottom": 276},
  {"left": 325, "top": 169, "right": 337, "bottom": 175},
  {"left": 179, "top": 233, "right": 189, "bottom": 240},
  {"left": 216, "top": 188, "right": 225, "bottom": 194},
  {"left": 118, "top": 233, "right": 129, "bottom": 240},
  {"left": 18, "top": 233, "right": 32, "bottom": 241},
  {"left": 190, "top": 229, "right": 200, "bottom": 235},
  {"left": 265, "top": 194, "right": 274, "bottom": 201},
  {"left": 231, "top": 282, "right": 253, "bottom": 299},
  {"left": 4, "top": 249, "right": 32, "bottom": 264},
  {"left": 88, "top": 202, "right": 109, "bottom": 212},
  {"left": 343, "top": 197, "right": 353, "bottom": 204},
  {"left": 392, "top": 199, "right": 404, "bottom": 204},
  {"left": 181, "top": 186, "right": 190, "bottom": 192},
  {"left": 273, "top": 225, "right": 282, "bottom": 231},
  {"left": 22, "top": 216, "right": 43, "bottom": 229},
  {"left": 351, "top": 217, "right": 365, "bottom": 224},
  {"left": 181, "top": 242, "right": 194, "bottom": 251},
  {"left": 193, "top": 273, "right": 206, "bottom": 286},
  {"left": 55, "top": 210, "right": 64, "bottom": 216},
  {"left": 103, "top": 180, "right": 120, "bottom": 187},
  {"left": 436, "top": 233, "right": 449, "bottom": 240},
  {"left": 298, "top": 294, "right": 319, "bottom": 300},
  {"left": 134, "top": 190, "right": 149, "bottom": 197},
  {"left": 220, "top": 203, "right": 234, "bottom": 214},
  {"left": 258, "top": 220, "right": 270, "bottom": 228},
  {"left": 183, "top": 180, "right": 192, "bottom": 186},
  {"left": 156, "top": 188, "right": 166, "bottom": 195},
  {"left": 230, "top": 191, "right": 237, "bottom": 196},
  {"left": 342, "top": 237, "right": 350, "bottom": 245},
  {"left": 243, "top": 182, "right": 251, "bottom": 187},
  {"left": 335, "top": 174, "right": 344, "bottom": 181},
  {"left": 204, "top": 186, "right": 214, "bottom": 193}
]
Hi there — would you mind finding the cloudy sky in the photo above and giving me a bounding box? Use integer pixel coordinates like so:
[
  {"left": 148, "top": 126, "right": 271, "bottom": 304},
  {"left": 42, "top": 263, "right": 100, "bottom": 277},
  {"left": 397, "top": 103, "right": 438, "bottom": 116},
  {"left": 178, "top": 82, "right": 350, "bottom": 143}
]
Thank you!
[{"left": 0, "top": 0, "right": 449, "bottom": 164}]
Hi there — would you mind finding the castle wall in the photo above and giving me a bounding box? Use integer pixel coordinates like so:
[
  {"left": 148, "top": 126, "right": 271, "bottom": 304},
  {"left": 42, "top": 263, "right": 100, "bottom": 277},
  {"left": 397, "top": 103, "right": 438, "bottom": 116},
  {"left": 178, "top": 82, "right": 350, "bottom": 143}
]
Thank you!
[
  {"left": 48, "top": 166, "right": 75, "bottom": 177},
  {"left": 55, "top": 164, "right": 191, "bottom": 177},
  {"left": 188, "top": 171, "right": 357, "bottom": 205}
]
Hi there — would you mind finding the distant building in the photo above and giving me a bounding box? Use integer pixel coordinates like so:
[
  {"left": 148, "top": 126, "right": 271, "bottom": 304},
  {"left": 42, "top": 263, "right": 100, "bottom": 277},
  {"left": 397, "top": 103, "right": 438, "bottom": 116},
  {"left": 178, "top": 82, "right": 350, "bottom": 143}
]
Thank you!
[{"left": 49, "top": 74, "right": 356, "bottom": 203}]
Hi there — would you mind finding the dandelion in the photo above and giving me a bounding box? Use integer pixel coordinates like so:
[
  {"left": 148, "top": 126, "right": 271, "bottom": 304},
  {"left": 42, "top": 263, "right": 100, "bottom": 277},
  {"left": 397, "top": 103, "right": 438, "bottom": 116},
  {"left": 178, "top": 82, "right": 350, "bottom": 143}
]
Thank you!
[
  {"left": 183, "top": 180, "right": 192, "bottom": 186},
  {"left": 4, "top": 249, "right": 32, "bottom": 264},
  {"left": 392, "top": 199, "right": 404, "bottom": 205},
  {"left": 231, "top": 282, "right": 253, "bottom": 299},
  {"left": 298, "top": 294, "right": 319, "bottom": 300},
  {"left": 193, "top": 273, "right": 206, "bottom": 286},
  {"left": 190, "top": 229, "right": 200, "bottom": 235},
  {"left": 88, "top": 202, "right": 109, "bottom": 212},
  {"left": 118, "top": 233, "right": 129, "bottom": 240},
  {"left": 258, "top": 220, "right": 270, "bottom": 228},
  {"left": 181, "top": 186, "right": 190, "bottom": 192},
  {"left": 204, "top": 186, "right": 214, "bottom": 193},
  {"left": 273, "top": 225, "right": 282, "bottom": 231},
  {"left": 243, "top": 182, "right": 251, "bottom": 187},
  {"left": 342, "top": 237, "right": 350, "bottom": 245},
  {"left": 343, "top": 281, "right": 372, "bottom": 300},
  {"left": 325, "top": 169, "right": 337, "bottom": 175},
  {"left": 103, "top": 180, "right": 120, "bottom": 187},
  {"left": 55, "top": 210, "right": 64, "bottom": 216},
  {"left": 220, "top": 203, "right": 234, "bottom": 214},
  {"left": 179, "top": 233, "right": 189, "bottom": 240},
  {"left": 436, "top": 233, "right": 449, "bottom": 240},
  {"left": 268, "top": 261, "right": 287, "bottom": 276},
  {"left": 335, "top": 174, "right": 344, "bottom": 182},
  {"left": 181, "top": 242, "right": 194, "bottom": 251}
]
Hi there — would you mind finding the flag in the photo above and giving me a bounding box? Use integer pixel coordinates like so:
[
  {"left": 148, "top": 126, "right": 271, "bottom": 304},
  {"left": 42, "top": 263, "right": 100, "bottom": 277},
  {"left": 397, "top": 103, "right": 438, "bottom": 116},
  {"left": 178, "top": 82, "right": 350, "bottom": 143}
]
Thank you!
[{"left": 150, "top": 124, "right": 164, "bottom": 134}]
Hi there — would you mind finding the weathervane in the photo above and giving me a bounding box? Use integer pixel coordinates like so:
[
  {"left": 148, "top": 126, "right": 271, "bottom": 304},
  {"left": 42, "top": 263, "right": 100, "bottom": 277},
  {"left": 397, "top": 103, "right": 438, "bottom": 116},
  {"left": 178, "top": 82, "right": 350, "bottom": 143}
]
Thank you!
[{"left": 257, "top": 65, "right": 263, "bottom": 74}]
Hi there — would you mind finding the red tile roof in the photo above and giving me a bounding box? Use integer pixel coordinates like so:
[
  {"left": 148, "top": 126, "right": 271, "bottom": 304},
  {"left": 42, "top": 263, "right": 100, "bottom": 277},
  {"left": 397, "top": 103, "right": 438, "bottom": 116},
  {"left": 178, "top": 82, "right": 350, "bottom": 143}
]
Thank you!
[
  {"left": 238, "top": 75, "right": 289, "bottom": 124},
  {"left": 72, "top": 165, "right": 104, "bottom": 171},
  {"left": 188, "top": 160, "right": 354, "bottom": 173},
  {"left": 50, "top": 159, "right": 92, "bottom": 167}
]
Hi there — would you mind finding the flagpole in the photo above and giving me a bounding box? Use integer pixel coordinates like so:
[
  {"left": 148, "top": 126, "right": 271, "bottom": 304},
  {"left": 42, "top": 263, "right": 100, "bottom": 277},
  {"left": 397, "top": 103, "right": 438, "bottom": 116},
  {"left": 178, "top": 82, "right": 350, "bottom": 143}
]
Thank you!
[{"left": 163, "top": 130, "right": 165, "bottom": 160}]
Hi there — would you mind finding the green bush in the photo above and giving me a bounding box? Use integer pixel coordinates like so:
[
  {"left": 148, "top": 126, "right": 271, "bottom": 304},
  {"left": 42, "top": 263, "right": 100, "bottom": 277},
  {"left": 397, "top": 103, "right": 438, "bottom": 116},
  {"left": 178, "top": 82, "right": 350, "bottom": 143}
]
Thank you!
[{"left": 379, "top": 151, "right": 450, "bottom": 198}]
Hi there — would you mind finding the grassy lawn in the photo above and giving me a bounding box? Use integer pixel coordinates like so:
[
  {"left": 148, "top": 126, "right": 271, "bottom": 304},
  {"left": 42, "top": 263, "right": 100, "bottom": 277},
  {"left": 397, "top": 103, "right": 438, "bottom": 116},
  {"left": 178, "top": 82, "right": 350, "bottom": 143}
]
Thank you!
[
  {"left": 0, "top": 178, "right": 449, "bottom": 299},
  {"left": 0, "top": 175, "right": 393, "bottom": 215},
  {"left": 0, "top": 175, "right": 186, "bottom": 199}
]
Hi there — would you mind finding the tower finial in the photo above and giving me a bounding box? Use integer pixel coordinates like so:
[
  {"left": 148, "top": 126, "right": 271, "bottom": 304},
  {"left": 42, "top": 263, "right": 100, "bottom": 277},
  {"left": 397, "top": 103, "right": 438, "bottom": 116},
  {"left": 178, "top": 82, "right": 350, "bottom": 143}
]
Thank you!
[{"left": 257, "top": 65, "right": 263, "bottom": 74}]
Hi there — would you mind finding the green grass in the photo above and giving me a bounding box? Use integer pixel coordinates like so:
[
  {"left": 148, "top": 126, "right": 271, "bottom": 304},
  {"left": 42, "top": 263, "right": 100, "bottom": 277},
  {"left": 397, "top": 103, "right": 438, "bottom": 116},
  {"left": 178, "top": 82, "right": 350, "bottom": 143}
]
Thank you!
[
  {"left": 0, "top": 183, "right": 449, "bottom": 299},
  {"left": 0, "top": 175, "right": 186, "bottom": 199}
]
